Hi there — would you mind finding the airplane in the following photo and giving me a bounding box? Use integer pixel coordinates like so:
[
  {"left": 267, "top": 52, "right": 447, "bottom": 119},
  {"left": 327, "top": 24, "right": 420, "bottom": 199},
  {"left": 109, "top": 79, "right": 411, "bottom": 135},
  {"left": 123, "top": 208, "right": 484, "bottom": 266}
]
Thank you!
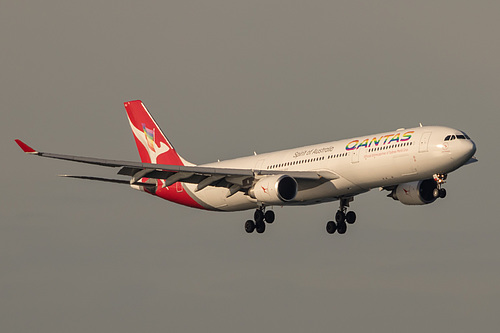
[{"left": 15, "top": 100, "right": 477, "bottom": 235}]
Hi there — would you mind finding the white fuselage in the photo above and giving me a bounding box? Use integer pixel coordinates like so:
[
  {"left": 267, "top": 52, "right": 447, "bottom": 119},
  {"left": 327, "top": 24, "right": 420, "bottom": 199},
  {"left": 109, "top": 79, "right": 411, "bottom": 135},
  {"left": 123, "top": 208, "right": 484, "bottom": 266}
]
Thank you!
[{"left": 182, "top": 126, "right": 476, "bottom": 211}]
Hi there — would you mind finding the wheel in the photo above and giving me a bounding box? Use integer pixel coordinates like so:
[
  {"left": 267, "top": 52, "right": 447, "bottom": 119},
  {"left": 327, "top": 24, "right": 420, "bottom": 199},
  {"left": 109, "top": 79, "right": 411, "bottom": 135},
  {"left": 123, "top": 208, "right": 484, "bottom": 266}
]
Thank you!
[
  {"left": 337, "top": 221, "right": 347, "bottom": 234},
  {"left": 433, "top": 188, "right": 440, "bottom": 198},
  {"left": 326, "top": 221, "right": 337, "bottom": 234},
  {"left": 335, "top": 210, "right": 345, "bottom": 223},
  {"left": 256, "top": 221, "right": 266, "bottom": 233},
  {"left": 254, "top": 209, "right": 264, "bottom": 223},
  {"left": 264, "top": 210, "right": 275, "bottom": 224},
  {"left": 346, "top": 211, "right": 356, "bottom": 224},
  {"left": 245, "top": 220, "right": 255, "bottom": 233},
  {"left": 439, "top": 188, "right": 447, "bottom": 198}
]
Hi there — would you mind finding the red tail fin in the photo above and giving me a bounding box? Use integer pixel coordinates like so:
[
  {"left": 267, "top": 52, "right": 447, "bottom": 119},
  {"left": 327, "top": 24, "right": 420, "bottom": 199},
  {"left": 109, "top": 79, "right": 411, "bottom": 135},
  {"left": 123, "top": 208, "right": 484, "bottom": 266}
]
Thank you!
[{"left": 124, "top": 100, "right": 185, "bottom": 165}]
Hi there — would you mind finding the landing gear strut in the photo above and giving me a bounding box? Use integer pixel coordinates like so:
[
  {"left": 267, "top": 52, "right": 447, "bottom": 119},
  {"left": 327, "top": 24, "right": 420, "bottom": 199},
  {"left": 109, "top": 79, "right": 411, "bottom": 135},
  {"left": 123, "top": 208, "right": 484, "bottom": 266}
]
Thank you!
[
  {"left": 433, "top": 173, "right": 447, "bottom": 199},
  {"left": 326, "top": 197, "right": 356, "bottom": 235},
  {"left": 245, "top": 206, "right": 275, "bottom": 234}
]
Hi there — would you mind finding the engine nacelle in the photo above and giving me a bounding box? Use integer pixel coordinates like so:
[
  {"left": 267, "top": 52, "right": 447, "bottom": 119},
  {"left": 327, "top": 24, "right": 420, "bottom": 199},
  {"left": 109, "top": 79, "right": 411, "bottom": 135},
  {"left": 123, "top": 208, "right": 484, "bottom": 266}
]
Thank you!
[
  {"left": 389, "top": 179, "right": 438, "bottom": 205},
  {"left": 249, "top": 175, "right": 298, "bottom": 205}
]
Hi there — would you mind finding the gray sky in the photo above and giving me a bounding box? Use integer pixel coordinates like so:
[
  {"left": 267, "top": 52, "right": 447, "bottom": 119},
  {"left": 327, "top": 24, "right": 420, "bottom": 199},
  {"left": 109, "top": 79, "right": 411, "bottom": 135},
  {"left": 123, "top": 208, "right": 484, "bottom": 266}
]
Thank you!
[{"left": 2, "top": 1, "right": 499, "bottom": 332}]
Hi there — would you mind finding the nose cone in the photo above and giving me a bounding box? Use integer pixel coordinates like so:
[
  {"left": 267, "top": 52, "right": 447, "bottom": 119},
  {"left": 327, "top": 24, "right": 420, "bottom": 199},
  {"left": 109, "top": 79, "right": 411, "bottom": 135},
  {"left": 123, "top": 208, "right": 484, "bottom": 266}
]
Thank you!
[
  {"left": 457, "top": 139, "right": 477, "bottom": 163},
  {"left": 469, "top": 139, "right": 477, "bottom": 157}
]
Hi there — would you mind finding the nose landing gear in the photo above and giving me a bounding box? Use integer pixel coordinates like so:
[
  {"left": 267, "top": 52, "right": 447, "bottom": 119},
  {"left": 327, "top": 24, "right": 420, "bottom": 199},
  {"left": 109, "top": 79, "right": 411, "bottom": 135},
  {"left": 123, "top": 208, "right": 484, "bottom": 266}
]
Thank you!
[
  {"left": 433, "top": 174, "right": 448, "bottom": 199},
  {"left": 326, "top": 197, "right": 356, "bottom": 235}
]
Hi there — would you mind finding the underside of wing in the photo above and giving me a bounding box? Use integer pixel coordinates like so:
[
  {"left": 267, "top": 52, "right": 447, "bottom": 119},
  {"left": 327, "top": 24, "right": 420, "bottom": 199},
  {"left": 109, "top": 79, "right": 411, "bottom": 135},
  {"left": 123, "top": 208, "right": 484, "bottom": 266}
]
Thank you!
[{"left": 15, "top": 139, "right": 339, "bottom": 195}]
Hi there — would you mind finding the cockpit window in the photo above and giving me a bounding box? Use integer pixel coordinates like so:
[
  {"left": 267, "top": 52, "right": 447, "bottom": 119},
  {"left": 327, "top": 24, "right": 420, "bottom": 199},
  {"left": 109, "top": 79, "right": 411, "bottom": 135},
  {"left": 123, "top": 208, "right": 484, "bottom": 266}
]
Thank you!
[
  {"left": 445, "top": 133, "right": 469, "bottom": 141},
  {"left": 460, "top": 131, "right": 471, "bottom": 139}
]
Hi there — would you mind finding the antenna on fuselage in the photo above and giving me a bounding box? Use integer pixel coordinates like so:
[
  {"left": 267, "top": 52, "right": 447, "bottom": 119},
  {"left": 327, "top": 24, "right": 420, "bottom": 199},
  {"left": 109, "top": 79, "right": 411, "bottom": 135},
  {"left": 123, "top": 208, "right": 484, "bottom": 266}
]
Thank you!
[{"left": 419, "top": 123, "right": 423, "bottom": 127}]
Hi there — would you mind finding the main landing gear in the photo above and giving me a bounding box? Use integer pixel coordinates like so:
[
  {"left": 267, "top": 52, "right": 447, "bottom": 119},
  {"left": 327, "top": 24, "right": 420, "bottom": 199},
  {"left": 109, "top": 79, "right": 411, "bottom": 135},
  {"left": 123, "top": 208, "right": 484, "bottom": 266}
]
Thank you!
[
  {"left": 326, "top": 197, "right": 357, "bottom": 235},
  {"left": 245, "top": 207, "right": 275, "bottom": 234}
]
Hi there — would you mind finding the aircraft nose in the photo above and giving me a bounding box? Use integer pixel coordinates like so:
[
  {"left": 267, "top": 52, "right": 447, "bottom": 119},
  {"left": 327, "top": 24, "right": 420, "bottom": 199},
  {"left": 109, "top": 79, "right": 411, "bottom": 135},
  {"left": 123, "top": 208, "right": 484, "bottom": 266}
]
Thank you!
[
  {"left": 469, "top": 140, "right": 476, "bottom": 157},
  {"left": 469, "top": 139, "right": 477, "bottom": 156},
  {"left": 460, "top": 138, "right": 477, "bottom": 161}
]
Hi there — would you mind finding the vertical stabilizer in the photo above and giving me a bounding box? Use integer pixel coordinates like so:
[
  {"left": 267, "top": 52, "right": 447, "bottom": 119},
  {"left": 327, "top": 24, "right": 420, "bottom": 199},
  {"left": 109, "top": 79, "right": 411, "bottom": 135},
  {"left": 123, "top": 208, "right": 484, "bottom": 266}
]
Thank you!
[{"left": 124, "top": 100, "right": 189, "bottom": 165}]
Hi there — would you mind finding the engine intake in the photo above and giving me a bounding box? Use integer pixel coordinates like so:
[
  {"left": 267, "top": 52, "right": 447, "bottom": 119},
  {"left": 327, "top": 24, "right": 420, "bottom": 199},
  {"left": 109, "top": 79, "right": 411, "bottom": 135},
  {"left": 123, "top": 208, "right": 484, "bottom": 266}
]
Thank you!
[
  {"left": 389, "top": 179, "right": 438, "bottom": 205},
  {"left": 249, "top": 175, "right": 298, "bottom": 205}
]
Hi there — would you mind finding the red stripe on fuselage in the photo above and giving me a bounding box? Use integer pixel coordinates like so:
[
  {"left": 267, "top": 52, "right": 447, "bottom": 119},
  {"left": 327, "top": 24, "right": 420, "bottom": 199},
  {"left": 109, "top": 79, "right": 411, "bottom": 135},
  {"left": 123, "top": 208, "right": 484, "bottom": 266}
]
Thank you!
[{"left": 155, "top": 182, "right": 208, "bottom": 210}]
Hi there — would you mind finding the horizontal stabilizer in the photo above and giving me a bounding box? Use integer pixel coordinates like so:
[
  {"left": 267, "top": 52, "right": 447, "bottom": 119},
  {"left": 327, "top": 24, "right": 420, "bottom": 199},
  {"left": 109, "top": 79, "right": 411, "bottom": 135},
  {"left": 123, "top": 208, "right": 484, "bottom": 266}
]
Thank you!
[{"left": 59, "top": 175, "right": 130, "bottom": 185}]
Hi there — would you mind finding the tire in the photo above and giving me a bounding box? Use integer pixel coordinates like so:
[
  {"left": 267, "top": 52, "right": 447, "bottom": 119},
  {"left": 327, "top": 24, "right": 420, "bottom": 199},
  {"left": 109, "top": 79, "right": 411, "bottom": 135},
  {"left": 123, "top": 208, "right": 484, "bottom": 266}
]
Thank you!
[
  {"left": 439, "top": 188, "right": 447, "bottom": 198},
  {"left": 254, "top": 210, "right": 264, "bottom": 223},
  {"left": 264, "top": 210, "right": 275, "bottom": 224},
  {"left": 326, "top": 221, "right": 337, "bottom": 234},
  {"left": 245, "top": 220, "right": 255, "bottom": 233},
  {"left": 335, "top": 210, "right": 345, "bottom": 223},
  {"left": 346, "top": 211, "right": 356, "bottom": 224},
  {"left": 337, "top": 221, "right": 347, "bottom": 234},
  {"left": 433, "top": 188, "right": 440, "bottom": 198},
  {"left": 256, "top": 221, "right": 266, "bottom": 233}
]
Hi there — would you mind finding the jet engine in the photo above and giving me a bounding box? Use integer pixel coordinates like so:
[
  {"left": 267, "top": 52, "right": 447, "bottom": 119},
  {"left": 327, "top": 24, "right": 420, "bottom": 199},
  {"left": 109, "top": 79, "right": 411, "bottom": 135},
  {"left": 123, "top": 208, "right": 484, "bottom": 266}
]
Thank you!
[
  {"left": 388, "top": 179, "right": 438, "bottom": 205},
  {"left": 249, "top": 175, "right": 298, "bottom": 205}
]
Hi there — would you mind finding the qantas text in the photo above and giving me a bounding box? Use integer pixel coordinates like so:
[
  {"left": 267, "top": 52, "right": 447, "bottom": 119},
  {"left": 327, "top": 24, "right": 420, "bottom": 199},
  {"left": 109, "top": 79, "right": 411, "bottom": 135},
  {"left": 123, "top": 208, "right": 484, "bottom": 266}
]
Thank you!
[{"left": 345, "top": 131, "right": 414, "bottom": 151}]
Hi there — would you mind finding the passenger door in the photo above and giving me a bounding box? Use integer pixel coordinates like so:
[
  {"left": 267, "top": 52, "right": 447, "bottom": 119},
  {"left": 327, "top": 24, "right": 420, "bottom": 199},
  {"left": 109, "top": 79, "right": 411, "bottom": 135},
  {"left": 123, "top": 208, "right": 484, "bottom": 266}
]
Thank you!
[{"left": 419, "top": 132, "right": 432, "bottom": 153}]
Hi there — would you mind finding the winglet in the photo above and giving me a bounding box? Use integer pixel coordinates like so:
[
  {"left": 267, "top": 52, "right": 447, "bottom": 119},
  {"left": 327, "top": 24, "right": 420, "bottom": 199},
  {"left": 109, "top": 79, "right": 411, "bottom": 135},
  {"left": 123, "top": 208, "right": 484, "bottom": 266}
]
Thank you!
[{"left": 15, "top": 139, "right": 38, "bottom": 154}]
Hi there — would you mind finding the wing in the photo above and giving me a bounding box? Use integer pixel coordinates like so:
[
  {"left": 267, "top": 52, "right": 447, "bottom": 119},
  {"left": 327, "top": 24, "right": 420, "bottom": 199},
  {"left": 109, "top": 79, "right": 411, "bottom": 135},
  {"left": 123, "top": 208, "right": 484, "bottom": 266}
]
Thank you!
[{"left": 15, "top": 140, "right": 338, "bottom": 193}]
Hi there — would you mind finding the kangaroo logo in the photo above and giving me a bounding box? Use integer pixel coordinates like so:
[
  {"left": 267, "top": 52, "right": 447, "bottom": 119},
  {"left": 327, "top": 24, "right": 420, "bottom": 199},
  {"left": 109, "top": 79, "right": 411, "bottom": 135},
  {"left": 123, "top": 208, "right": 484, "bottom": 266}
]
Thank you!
[{"left": 127, "top": 118, "right": 170, "bottom": 164}]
